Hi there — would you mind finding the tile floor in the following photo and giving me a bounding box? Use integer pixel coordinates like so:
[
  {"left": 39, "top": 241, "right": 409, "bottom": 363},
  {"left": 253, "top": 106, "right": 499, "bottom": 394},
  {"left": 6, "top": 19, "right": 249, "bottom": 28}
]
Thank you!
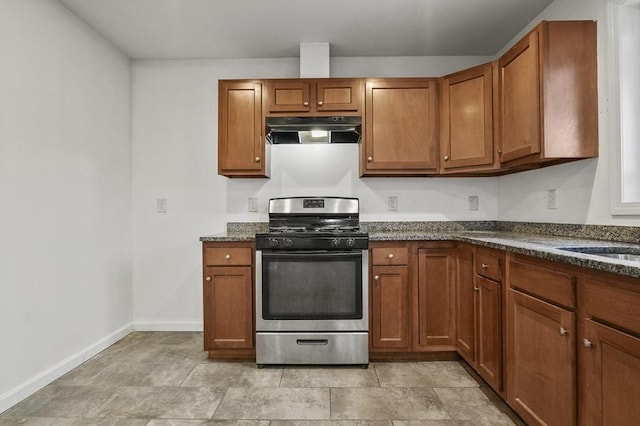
[{"left": 0, "top": 332, "right": 523, "bottom": 425}]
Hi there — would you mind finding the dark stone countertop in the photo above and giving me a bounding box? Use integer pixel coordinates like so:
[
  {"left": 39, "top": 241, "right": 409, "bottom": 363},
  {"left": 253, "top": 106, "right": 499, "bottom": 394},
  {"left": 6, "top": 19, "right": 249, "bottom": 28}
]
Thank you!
[{"left": 200, "top": 222, "right": 640, "bottom": 278}]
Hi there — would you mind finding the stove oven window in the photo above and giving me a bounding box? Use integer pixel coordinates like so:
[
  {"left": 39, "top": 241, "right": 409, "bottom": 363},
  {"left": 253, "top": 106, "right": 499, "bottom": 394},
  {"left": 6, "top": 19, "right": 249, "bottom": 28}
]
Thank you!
[{"left": 261, "top": 252, "right": 363, "bottom": 320}]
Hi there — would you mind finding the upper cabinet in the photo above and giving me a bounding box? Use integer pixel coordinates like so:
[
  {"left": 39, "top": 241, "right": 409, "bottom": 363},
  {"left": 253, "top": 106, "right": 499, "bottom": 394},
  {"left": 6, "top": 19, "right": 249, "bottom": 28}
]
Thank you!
[
  {"left": 440, "top": 62, "right": 498, "bottom": 174},
  {"left": 218, "top": 80, "right": 268, "bottom": 178},
  {"left": 498, "top": 20, "right": 598, "bottom": 169},
  {"left": 361, "top": 78, "right": 438, "bottom": 176},
  {"left": 264, "top": 78, "right": 363, "bottom": 116}
]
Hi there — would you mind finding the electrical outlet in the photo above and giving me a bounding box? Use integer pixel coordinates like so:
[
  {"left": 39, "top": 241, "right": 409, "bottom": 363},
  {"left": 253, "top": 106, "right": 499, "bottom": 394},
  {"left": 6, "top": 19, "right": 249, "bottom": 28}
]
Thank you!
[
  {"left": 388, "top": 196, "right": 398, "bottom": 211},
  {"left": 248, "top": 198, "right": 258, "bottom": 212},
  {"left": 157, "top": 198, "right": 167, "bottom": 213},
  {"left": 468, "top": 196, "right": 479, "bottom": 211},
  {"left": 547, "top": 189, "right": 557, "bottom": 209}
]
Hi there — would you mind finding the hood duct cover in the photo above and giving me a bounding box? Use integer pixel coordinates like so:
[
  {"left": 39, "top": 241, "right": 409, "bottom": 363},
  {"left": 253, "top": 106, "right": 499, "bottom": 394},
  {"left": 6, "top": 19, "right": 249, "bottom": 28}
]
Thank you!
[{"left": 266, "top": 116, "right": 361, "bottom": 144}]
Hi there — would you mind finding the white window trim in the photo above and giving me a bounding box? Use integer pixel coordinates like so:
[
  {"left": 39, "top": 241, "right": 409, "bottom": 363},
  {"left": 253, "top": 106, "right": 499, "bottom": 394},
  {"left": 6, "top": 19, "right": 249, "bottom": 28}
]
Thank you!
[{"left": 611, "top": 0, "right": 640, "bottom": 215}]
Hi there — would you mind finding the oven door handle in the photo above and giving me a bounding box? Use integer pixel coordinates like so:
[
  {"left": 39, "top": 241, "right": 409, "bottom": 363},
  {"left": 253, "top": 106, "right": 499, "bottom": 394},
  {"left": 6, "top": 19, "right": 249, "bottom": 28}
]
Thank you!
[{"left": 260, "top": 251, "right": 363, "bottom": 258}]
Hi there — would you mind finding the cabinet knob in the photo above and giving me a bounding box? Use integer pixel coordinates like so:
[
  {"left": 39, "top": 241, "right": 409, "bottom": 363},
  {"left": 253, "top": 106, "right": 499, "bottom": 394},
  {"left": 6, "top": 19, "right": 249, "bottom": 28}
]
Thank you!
[
  {"left": 473, "top": 285, "right": 479, "bottom": 292},
  {"left": 317, "top": 101, "right": 323, "bottom": 106},
  {"left": 481, "top": 263, "right": 489, "bottom": 269},
  {"left": 444, "top": 155, "right": 449, "bottom": 161},
  {"left": 255, "top": 157, "right": 261, "bottom": 162},
  {"left": 497, "top": 149, "right": 503, "bottom": 155},
  {"left": 367, "top": 156, "right": 373, "bottom": 162},
  {"left": 559, "top": 327, "right": 568, "bottom": 336},
  {"left": 374, "top": 275, "right": 380, "bottom": 281},
  {"left": 303, "top": 101, "right": 309, "bottom": 106},
  {"left": 387, "top": 253, "right": 395, "bottom": 259},
  {"left": 205, "top": 276, "right": 212, "bottom": 281},
  {"left": 583, "top": 338, "right": 593, "bottom": 348},
  {"left": 225, "top": 254, "right": 231, "bottom": 260}
]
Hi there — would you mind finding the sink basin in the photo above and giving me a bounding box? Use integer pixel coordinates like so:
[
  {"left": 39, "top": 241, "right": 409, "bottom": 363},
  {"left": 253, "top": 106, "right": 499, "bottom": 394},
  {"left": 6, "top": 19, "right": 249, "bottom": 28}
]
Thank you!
[{"left": 557, "top": 246, "right": 640, "bottom": 263}]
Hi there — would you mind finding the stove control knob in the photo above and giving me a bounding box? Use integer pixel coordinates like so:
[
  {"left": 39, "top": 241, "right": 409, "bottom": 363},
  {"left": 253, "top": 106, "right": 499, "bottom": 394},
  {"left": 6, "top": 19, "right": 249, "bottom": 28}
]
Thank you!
[
  {"left": 346, "top": 238, "right": 356, "bottom": 248},
  {"left": 283, "top": 238, "right": 294, "bottom": 248},
  {"left": 268, "top": 238, "right": 279, "bottom": 248},
  {"left": 331, "top": 238, "right": 341, "bottom": 248}
]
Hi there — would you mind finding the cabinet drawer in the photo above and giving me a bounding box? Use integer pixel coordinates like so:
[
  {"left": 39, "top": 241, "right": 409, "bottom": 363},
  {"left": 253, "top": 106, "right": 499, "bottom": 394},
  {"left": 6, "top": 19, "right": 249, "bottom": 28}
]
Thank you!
[
  {"left": 508, "top": 257, "right": 575, "bottom": 308},
  {"left": 475, "top": 247, "right": 503, "bottom": 281},
  {"left": 371, "top": 247, "right": 409, "bottom": 265},
  {"left": 582, "top": 278, "right": 640, "bottom": 335},
  {"left": 204, "top": 247, "right": 253, "bottom": 266}
]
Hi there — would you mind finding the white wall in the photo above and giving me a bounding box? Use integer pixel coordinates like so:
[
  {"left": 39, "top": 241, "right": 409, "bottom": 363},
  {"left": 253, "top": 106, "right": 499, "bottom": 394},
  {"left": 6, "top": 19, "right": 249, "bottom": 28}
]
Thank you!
[
  {"left": 0, "top": 0, "right": 132, "bottom": 411},
  {"left": 496, "top": 0, "right": 640, "bottom": 226},
  {"left": 131, "top": 56, "right": 496, "bottom": 328}
]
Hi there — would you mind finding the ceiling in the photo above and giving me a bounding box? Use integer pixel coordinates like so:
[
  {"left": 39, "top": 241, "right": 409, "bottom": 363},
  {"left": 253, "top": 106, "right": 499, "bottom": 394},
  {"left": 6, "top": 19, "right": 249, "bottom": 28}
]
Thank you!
[{"left": 58, "top": 0, "right": 554, "bottom": 60}]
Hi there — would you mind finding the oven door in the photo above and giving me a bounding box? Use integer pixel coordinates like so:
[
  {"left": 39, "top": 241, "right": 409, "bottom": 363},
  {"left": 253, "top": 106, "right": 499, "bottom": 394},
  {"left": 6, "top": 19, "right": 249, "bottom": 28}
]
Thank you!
[{"left": 256, "top": 249, "right": 369, "bottom": 332}]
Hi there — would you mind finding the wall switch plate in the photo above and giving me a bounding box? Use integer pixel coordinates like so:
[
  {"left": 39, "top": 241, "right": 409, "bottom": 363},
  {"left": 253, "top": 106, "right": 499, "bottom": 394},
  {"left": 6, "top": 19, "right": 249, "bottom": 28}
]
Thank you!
[
  {"left": 468, "top": 196, "right": 479, "bottom": 211},
  {"left": 157, "top": 198, "right": 167, "bottom": 213},
  {"left": 248, "top": 197, "right": 258, "bottom": 212},
  {"left": 388, "top": 196, "right": 398, "bottom": 211},
  {"left": 547, "top": 189, "right": 558, "bottom": 209}
]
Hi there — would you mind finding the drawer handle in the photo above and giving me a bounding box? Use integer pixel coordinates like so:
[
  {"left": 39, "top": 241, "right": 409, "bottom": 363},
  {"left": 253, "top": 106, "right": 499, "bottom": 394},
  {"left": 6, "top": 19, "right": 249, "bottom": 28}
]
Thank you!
[
  {"left": 225, "top": 254, "right": 231, "bottom": 260},
  {"left": 303, "top": 101, "right": 309, "bottom": 106},
  {"left": 444, "top": 155, "right": 449, "bottom": 161},
  {"left": 387, "top": 253, "right": 395, "bottom": 259},
  {"left": 559, "top": 327, "right": 569, "bottom": 336},
  {"left": 367, "top": 156, "right": 373, "bottom": 162},
  {"left": 317, "top": 101, "right": 323, "bottom": 106},
  {"left": 296, "top": 339, "right": 328, "bottom": 345},
  {"left": 255, "top": 157, "right": 261, "bottom": 163},
  {"left": 583, "top": 338, "right": 593, "bottom": 348},
  {"left": 473, "top": 285, "right": 479, "bottom": 292},
  {"left": 481, "top": 263, "right": 489, "bottom": 269},
  {"left": 374, "top": 275, "right": 380, "bottom": 281},
  {"left": 205, "top": 276, "right": 212, "bottom": 281}
]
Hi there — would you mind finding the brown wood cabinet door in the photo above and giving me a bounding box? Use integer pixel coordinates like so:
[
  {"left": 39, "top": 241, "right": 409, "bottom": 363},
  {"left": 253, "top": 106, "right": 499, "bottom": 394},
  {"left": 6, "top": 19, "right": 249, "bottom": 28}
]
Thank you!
[
  {"left": 370, "top": 265, "right": 410, "bottom": 350},
  {"left": 218, "top": 81, "right": 265, "bottom": 177},
  {"left": 580, "top": 319, "right": 640, "bottom": 426},
  {"left": 415, "top": 249, "right": 455, "bottom": 350},
  {"left": 440, "top": 63, "right": 495, "bottom": 171},
  {"left": 203, "top": 266, "right": 254, "bottom": 350},
  {"left": 507, "top": 288, "right": 576, "bottom": 426},
  {"left": 476, "top": 275, "right": 502, "bottom": 392},
  {"left": 363, "top": 79, "right": 438, "bottom": 176},
  {"left": 316, "top": 79, "right": 363, "bottom": 113},
  {"left": 264, "top": 80, "right": 311, "bottom": 113},
  {"left": 455, "top": 245, "right": 475, "bottom": 362},
  {"left": 499, "top": 28, "right": 541, "bottom": 163}
]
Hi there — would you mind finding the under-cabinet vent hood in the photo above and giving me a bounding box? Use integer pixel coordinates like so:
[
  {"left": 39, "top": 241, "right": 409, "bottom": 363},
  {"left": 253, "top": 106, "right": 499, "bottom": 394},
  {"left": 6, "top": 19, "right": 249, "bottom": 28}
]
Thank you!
[{"left": 266, "top": 116, "right": 361, "bottom": 144}]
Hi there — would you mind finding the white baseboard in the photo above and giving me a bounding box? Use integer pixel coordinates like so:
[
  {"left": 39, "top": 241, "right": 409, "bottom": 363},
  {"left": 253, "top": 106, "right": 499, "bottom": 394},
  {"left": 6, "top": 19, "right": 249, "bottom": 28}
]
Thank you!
[
  {"left": 0, "top": 323, "right": 134, "bottom": 414},
  {"left": 133, "top": 321, "right": 202, "bottom": 332}
]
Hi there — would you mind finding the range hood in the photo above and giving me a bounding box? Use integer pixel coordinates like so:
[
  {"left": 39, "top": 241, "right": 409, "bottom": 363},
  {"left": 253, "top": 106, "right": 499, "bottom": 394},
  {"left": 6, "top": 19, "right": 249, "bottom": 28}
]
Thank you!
[{"left": 266, "top": 116, "right": 362, "bottom": 144}]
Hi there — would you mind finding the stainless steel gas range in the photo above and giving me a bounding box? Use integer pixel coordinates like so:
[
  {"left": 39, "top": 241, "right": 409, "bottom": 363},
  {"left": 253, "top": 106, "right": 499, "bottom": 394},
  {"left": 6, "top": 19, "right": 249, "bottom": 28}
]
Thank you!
[{"left": 255, "top": 196, "right": 369, "bottom": 367}]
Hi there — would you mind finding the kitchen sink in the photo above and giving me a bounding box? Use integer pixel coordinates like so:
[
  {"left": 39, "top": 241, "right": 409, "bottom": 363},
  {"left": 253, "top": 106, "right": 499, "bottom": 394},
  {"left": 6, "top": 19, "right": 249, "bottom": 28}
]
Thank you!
[{"left": 557, "top": 246, "right": 640, "bottom": 263}]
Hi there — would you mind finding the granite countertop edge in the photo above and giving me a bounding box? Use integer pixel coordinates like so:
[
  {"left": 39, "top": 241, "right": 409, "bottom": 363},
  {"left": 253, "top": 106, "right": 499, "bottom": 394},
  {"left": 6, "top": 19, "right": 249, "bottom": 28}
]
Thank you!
[{"left": 200, "top": 225, "right": 640, "bottom": 279}]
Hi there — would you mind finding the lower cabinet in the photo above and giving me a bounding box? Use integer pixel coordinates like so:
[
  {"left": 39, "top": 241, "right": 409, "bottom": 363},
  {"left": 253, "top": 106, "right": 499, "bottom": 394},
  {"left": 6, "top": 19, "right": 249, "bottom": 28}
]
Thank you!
[
  {"left": 202, "top": 242, "right": 255, "bottom": 358},
  {"left": 455, "top": 244, "right": 503, "bottom": 393},
  {"left": 578, "top": 275, "right": 640, "bottom": 425},
  {"left": 370, "top": 243, "right": 411, "bottom": 351},
  {"left": 414, "top": 247, "right": 456, "bottom": 350},
  {"left": 506, "top": 254, "right": 577, "bottom": 426},
  {"left": 369, "top": 241, "right": 455, "bottom": 356}
]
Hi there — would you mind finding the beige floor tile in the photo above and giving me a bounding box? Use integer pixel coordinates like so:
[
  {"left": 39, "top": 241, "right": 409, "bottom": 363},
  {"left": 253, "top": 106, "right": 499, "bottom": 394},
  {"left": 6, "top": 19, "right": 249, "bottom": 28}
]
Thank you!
[
  {"left": 147, "top": 420, "right": 269, "bottom": 425},
  {"left": 392, "top": 421, "right": 476, "bottom": 426},
  {"left": 374, "top": 362, "right": 478, "bottom": 388},
  {"left": 0, "top": 419, "right": 147, "bottom": 426},
  {"left": 440, "top": 400, "right": 516, "bottom": 425},
  {"left": 433, "top": 387, "right": 490, "bottom": 402},
  {"left": 330, "top": 388, "right": 449, "bottom": 420},
  {"left": 280, "top": 367, "right": 379, "bottom": 388},
  {"left": 182, "top": 363, "right": 282, "bottom": 388},
  {"left": 98, "top": 386, "right": 225, "bottom": 419},
  {"left": 213, "top": 388, "right": 330, "bottom": 420},
  {"left": 1, "top": 386, "right": 119, "bottom": 419}
]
